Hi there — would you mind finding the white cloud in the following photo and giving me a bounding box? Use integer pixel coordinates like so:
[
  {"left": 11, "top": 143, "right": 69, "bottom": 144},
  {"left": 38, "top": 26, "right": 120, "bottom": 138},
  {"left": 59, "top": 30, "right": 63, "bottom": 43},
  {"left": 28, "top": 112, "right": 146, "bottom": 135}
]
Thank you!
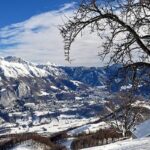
[
  {"left": 0, "top": 2, "right": 104, "bottom": 67},
  {"left": 59, "top": 2, "right": 77, "bottom": 11}
]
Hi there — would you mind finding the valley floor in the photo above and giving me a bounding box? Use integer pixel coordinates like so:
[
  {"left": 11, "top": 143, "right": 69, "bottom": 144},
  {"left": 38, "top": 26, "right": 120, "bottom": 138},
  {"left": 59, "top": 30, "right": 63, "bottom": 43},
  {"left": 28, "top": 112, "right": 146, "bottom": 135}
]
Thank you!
[{"left": 82, "top": 137, "right": 150, "bottom": 150}]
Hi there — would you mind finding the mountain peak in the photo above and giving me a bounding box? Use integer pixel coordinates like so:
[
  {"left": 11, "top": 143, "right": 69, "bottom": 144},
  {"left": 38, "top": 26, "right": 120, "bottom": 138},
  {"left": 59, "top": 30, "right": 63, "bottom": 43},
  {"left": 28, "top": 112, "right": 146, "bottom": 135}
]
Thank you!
[
  {"left": 46, "top": 61, "right": 57, "bottom": 66},
  {"left": 4, "top": 56, "right": 29, "bottom": 64},
  {"left": 0, "top": 56, "right": 49, "bottom": 78}
]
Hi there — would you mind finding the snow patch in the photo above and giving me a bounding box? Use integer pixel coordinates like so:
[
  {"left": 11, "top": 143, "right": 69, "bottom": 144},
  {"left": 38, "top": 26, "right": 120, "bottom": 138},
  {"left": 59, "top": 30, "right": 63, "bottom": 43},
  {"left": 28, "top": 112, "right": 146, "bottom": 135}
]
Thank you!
[{"left": 82, "top": 137, "right": 150, "bottom": 150}]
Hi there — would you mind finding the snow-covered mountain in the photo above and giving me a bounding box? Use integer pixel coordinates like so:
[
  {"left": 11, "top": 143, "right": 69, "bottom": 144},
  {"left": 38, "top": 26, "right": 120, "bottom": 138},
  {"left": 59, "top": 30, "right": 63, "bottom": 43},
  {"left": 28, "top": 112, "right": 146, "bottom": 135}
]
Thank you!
[
  {"left": 0, "top": 56, "right": 88, "bottom": 106},
  {"left": 0, "top": 56, "right": 149, "bottom": 137},
  {"left": 0, "top": 56, "right": 64, "bottom": 78},
  {"left": 61, "top": 65, "right": 150, "bottom": 98},
  {"left": 0, "top": 56, "right": 123, "bottom": 108},
  {"left": 0, "top": 57, "right": 109, "bottom": 135}
]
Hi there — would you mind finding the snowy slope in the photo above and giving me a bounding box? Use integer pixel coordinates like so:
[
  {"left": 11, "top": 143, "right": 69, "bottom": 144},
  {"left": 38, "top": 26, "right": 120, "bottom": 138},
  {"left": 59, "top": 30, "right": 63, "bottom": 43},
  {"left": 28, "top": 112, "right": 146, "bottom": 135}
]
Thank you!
[
  {"left": 0, "top": 57, "right": 49, "bottom": 78},
  {"left": 11, "top": 144, "right": 34, "bottom": 150},
  {"left": 133, "top": 119, "right": 150, "bottom": 138},
  {"left": 68, "top": 122, "right": 110, "bottom": 136},
  {"left": 10, "top": 140, "right": 47, "bottom": 150},
  {"left": 82, "top": 137, "right": 150, "bottom": 150}
]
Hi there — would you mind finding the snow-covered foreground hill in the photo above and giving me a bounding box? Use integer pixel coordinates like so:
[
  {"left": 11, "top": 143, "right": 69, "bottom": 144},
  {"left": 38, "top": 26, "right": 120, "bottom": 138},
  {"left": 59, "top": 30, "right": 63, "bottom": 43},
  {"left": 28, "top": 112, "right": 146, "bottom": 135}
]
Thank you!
[
  {"left": 133, "top": 119, "right": 150, "bottom": 138},
  {"left": 11, "top": 140, "right": 49, "bottom": 150},
  {"left": 82, "top": 137, "right": 150, "bottom": 150}
]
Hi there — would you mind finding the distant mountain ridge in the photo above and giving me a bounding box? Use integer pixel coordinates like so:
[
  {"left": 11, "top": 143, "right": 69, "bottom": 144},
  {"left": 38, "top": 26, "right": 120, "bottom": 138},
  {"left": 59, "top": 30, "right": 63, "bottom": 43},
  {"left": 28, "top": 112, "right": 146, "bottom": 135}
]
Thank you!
[
  {"left": 0, "top": 56, "right": 149, "bottom": 107},
  {"left": 60, "top": 64, "right": 122, "bottom": 87}
]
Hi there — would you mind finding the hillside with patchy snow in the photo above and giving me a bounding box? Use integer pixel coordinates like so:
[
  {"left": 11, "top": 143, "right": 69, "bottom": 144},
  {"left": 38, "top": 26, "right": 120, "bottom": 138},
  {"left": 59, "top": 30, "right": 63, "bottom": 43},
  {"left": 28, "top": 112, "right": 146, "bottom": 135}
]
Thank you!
[{"left": 82, "top": 137, "right": 150, "bottom": 150}]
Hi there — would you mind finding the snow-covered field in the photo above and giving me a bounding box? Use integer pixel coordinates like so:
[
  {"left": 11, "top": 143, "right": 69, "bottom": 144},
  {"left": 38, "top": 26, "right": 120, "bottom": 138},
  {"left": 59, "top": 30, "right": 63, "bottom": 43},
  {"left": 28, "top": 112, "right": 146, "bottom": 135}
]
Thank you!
[
  {"left": 0, "top": 117, "right": 99, "bottom": 136},
  {"left": 82, "top": 137, "right": 150, "bottom": 150},
  {"left": 68, "top": 121, "right": 110, "bottom": 136},
  {"left": 11, "top": 144, "right": 35, "bottom": 150},
  {"left": 10, "top": 140, "right": 46, "bottom": 150}
]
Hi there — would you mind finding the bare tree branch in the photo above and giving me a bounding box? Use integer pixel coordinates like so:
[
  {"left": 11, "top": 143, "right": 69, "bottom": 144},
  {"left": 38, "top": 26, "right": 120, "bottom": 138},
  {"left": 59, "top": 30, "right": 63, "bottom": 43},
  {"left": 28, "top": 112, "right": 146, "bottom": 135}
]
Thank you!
[{"left": 60, "top": 0, "right": 150, "bottom": 65}]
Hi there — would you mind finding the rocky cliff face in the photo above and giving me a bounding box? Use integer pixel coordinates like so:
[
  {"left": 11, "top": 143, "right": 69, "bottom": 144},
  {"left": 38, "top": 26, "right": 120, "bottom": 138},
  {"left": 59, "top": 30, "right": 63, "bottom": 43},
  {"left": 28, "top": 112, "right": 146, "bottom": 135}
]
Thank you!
[
  {"left": 0, "top": 88, "right": 17, "bottom": 106},
  {"left": 16, "top": 82, "right": 31, "bottom": 98}
]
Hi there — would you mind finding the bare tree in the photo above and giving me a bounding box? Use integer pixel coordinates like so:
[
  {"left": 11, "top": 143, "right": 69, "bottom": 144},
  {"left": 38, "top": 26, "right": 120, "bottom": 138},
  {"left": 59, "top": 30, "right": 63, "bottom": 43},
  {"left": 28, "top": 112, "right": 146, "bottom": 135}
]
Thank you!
[
  {"left": 107, "top": 92, "right": 142, "bottom": 137},
  {"left": 59, "top": 0, "right": 149, "bottom": 137},
  {"left": 60, "top": 0, "right": 150, "bottom": 85}
]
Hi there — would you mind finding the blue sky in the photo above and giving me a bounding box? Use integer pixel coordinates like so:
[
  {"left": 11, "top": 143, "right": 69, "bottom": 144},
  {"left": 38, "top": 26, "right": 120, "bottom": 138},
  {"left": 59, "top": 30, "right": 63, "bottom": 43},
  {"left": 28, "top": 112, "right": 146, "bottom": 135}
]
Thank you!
[
  {"left": 0, "top": 0, "right": 78, "bottom": 28},
  {"left": 0, "top": 0, "right": 103, "bottom": 66}
]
